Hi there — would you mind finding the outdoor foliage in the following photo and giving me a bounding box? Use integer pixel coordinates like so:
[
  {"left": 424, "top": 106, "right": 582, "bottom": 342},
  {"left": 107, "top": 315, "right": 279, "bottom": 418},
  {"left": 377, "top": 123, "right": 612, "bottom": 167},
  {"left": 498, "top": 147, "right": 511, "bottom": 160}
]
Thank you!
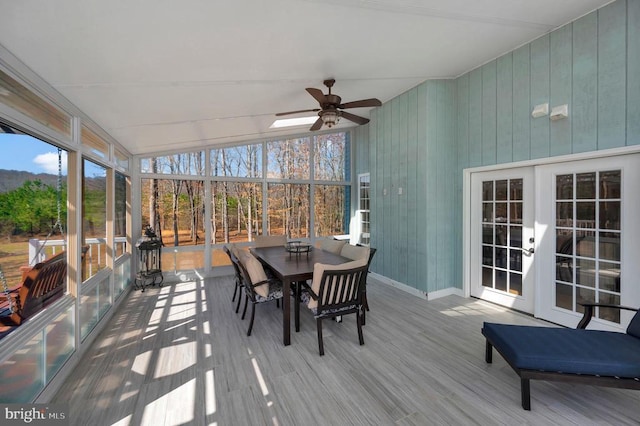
[{"left": 0, "top": 180, "right": 66, "bottom": 239}]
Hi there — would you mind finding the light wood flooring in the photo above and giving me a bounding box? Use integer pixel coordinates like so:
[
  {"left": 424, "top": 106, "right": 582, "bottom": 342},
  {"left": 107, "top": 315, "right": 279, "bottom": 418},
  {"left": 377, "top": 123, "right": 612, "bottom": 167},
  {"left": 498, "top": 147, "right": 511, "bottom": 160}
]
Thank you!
[{"left": 53, "top": 276, "right": 640, "bottom": 425}]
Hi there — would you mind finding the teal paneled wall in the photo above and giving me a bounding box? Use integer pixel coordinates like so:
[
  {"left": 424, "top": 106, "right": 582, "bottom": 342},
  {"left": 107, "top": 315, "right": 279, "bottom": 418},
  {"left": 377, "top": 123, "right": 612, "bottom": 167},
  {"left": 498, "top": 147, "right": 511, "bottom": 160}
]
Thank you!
[
  {"left": 458, "top": 0, "right": 639, "bottom": 173},
  {"left": 354, "top": 80, "right": 457, "bottom": 293},
  {"left": 353, "top": 0, "right": 640, "bottom": 294}
]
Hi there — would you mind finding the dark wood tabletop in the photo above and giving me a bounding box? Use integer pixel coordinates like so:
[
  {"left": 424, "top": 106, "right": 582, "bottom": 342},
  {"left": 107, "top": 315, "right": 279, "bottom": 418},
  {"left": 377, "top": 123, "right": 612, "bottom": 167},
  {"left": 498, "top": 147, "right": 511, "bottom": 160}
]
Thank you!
[{"left": 250, "top": 245, "right": 350, "bottom": 345}]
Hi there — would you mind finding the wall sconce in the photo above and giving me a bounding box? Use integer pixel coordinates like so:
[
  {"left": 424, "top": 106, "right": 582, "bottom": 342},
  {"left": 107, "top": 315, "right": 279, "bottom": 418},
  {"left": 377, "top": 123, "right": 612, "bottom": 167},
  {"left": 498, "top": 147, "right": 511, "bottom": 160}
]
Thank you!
[
  {"left": 550, "top": 104, "right": 569, "bottom": 121},
  {"left": 531, "top": 103, "right": 549, "bottom": 118}
]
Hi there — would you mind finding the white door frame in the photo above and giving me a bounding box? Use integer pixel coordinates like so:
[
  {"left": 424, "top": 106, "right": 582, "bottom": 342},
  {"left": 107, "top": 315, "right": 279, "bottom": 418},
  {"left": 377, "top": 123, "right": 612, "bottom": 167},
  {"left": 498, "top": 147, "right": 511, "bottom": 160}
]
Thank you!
[{"left": 463, "top": 145, "right": 640, "bottom": 318}]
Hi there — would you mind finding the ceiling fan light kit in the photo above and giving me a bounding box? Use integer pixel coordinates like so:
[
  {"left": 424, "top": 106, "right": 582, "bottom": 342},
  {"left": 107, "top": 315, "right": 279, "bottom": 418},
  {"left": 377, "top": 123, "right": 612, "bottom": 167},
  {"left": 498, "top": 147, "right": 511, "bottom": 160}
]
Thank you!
[{"left": 276, "top": 79, "right": 382, "bottom": 131}]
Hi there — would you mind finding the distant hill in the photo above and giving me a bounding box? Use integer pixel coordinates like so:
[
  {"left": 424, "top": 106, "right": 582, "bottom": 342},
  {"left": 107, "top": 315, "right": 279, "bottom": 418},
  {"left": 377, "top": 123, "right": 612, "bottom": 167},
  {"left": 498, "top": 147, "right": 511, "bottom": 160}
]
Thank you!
[{"left": 0, "top": 169, "right": 59, "bottom": 193}]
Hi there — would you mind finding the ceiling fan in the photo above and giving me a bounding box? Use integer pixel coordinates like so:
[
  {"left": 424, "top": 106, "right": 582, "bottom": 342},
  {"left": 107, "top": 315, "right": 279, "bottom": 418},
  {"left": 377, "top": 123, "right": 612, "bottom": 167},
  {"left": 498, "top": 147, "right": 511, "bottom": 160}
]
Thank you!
[{"left": 276, "top": 79, "right": 382, "bottom": 131}]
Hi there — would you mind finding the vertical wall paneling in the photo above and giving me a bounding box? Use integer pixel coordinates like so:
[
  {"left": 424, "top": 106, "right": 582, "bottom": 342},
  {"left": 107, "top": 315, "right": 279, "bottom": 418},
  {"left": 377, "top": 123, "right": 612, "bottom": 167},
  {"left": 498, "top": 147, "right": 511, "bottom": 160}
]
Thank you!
[
  {"left": 439, "top": 81, "right": 456, "bottom": 290},
  {"left": 389, "top": 97, "right": 400, "bottom": 282},
  {"left": 397, "top": 93, "right": 409, "bottom": 285},
  {"left": 468, "top": 69, "right": 483, "bottom": 166},
  {"left": 549, "top": 24, "right": 573, "bottom": 156},
  {"left": 482, "top": 61, "right": 498, "bottom": 165},
  {"left": 406, "top": 88, "right": 419, "bottom": 288},
  {"left": 425, "top": 82, "right": 439, "bottom": 292},
  {"left": 512, "top": 45, "right": 531, "bottom": 161},
  {"left": 457, "top": 75, "right": 470, "bottom": 170},
  {"left": 383, "top": 102, "right": 393, "bottom": 277},
  {"left": 572, "top": 12, "right": 598, "bottom": 153},
  {"left": 455, "top": 76, "right": 469, "bottom": 289},
  {"left": 530, "top": 35, "right": 551, "bottom": 159},
  {"left": 629, "top": 0, "right": 640, "bottom": 144},
  {"left": 372, "top": 108, "right": 383, "bottom": 272},
  {"left": 416, "top": 84, "right": 428, "bottom": 290},
  {"left": 598, "top": 0, "right": 627, "bottom": 149},
  {"left": 496, "top": 54, "right": 514, "bottom": 163}
]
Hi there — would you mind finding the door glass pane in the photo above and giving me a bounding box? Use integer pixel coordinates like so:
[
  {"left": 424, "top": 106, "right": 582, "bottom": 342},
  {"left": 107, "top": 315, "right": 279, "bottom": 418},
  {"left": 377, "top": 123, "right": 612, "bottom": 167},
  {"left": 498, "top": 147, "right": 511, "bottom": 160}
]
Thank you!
[
  {"left": 599, "top": 170, "right": 620, "bottom": 199},
  {"left": 510, "top": 179, "right": 522, "bottom": 201},
  {"left": 599, "top": 201, "right": 620, "bottom": 230},
  {"left": 556, "top": 174, "right": 573, "bottom": 199},
  {"left": 482, "top": 181, "right": 493, "bottom": 201},
  {"left": 556, "top": 202, "right": 573, "bottom": 227},
  {"left": 553, "top": 170, "right": 623, "bottom": 323},
  {"left": 495, "top": 180, "right": 508, "bottom": 200},
  {"left": 576, "top": 173, "right": 596, "bottom": 199},
  {"left": 510, "top": 273, "right": 522, "bottom": 295}
]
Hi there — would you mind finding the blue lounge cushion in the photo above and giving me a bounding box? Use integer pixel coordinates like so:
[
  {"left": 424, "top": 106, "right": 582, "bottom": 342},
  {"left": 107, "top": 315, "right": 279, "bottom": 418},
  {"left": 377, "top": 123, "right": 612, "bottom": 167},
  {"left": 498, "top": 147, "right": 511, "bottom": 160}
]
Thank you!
[
  {"left": 482, "top": 322, "right": 640, "bottom": 378},
  {"left": 626, "top": 310, "right": 640, "bottom": 338}
]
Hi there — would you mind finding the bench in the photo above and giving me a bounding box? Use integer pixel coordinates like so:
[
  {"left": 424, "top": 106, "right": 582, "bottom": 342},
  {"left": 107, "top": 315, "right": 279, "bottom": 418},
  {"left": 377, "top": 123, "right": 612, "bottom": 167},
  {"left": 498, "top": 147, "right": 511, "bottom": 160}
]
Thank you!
[
  {"left": 0, "top": 251, "right": 67, "bottom": 337},
  {"left": 482, "top": 304, "right": 640, "bottom": 410}
]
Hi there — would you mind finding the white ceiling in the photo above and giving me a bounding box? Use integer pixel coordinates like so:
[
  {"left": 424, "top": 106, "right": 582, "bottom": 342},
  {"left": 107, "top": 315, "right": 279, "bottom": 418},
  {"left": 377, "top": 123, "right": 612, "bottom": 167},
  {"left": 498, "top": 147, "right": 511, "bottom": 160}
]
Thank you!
[{"left": 0, "top": 0, "right": 611, "bottom": 155}]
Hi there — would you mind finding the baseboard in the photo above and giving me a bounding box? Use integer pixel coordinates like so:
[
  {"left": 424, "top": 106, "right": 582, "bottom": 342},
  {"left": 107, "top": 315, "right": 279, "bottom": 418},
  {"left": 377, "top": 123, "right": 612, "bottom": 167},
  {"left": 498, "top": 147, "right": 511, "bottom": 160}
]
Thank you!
[{"left": 369, "top": 273, "right": 463, "bottom": 301}]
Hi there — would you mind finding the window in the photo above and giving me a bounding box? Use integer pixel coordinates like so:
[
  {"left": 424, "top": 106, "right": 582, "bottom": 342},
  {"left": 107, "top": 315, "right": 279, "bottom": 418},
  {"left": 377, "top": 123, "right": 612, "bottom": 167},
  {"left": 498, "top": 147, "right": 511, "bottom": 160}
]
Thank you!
[
  {"left": 82, "top": 159, "right": 107, "bottom": 281},
  {"left": 0, "top": 68, "right": 71, "bottom": 137},
  {"left": 267, "top": 183, "right": 309, "bottom": 238},
  {"left": 267, "top": 138, "right": 310, "bottom": 179},
  {"left": 141, "top": 178, "right": 205, "bottom": 247},
  {"left": 212, "top": 181, "right": 262, "bottom": 243},
  {"left": 114, "top": 171, "right": 127, "bottom": 259},
  {"left": 81, "top": 125, "right": 108, "bottom": 160},
  {"left": 141, "top": 151, "right": 205, "bottom": 175},
  {"left": 357, "top": 174, "right": 370, "bottom": 245},
  {"left": 314, "top": 185, "right": 348, "bottom": 236},
  {"left": 211, "top": 144, "right": 262, "bottom": 178},
  {"left": 314, "top": 133, "right": 348, "bottom": 181}
]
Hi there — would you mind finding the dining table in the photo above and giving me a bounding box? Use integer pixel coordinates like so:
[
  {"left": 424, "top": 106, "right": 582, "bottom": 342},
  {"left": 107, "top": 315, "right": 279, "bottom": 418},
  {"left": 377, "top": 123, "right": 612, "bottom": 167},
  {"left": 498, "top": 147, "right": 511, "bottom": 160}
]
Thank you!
[{"left": 250, "top": 245, "right": 351, "bottom": 346}]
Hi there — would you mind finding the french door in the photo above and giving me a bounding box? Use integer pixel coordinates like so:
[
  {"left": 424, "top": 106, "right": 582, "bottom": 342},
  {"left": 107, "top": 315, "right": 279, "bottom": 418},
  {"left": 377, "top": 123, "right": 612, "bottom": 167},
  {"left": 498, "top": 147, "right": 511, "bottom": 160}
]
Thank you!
[
  {"left": 536, "top": 155, "right": 640, "bottom": 331},
  {"left": 470, "top": 167, "right": 536, "bottom": 313}
]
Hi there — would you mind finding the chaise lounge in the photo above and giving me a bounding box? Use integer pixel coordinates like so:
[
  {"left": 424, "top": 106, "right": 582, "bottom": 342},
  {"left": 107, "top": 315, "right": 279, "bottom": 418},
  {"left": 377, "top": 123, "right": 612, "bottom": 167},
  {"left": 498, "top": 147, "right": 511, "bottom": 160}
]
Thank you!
[{"left": 481, "top": 303, "right": 640, "bottom": 410}]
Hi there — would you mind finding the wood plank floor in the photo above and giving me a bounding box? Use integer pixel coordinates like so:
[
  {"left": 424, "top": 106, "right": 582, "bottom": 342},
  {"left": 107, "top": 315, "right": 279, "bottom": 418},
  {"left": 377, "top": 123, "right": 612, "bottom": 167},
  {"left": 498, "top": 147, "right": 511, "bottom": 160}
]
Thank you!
[{"left": 53, "top": 276, "right": 640, "bottom": 425}]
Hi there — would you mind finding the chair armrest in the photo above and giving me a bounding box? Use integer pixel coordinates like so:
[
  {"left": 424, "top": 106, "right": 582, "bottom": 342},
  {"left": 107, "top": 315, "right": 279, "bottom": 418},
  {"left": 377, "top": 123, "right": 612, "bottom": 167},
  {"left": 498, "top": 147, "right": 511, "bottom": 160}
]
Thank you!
[
  {"left": 300, "top": 281, "right": 318, "bottom": 300},
  {"left": 577, "top": 303, "right": 639, "bottom": 329},
  {"left": 251, "top": 278, "right": 280, "bottom": 289}
]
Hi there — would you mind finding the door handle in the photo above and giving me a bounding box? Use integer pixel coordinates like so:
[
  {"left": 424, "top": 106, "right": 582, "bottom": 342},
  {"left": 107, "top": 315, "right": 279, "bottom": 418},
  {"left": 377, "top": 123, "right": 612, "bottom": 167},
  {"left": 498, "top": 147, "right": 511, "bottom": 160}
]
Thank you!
[{"left": 522, "top": 247, "right": 535, "bottom": 256}]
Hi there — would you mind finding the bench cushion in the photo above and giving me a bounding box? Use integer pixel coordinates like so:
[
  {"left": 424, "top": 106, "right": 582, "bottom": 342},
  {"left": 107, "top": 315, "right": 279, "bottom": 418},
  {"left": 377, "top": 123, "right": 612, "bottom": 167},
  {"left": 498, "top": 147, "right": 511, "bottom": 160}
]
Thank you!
[
  {"left": 482, "top": 322, "right": 640, "bottom": 378},
  {"left": 627, "top": 310, "right": 640, "bottom": 338}
]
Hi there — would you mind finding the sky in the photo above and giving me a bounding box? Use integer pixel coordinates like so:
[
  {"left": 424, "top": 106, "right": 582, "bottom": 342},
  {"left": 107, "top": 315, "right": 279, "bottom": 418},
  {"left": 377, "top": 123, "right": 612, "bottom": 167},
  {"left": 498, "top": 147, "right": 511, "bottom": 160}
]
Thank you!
[{"left": 0, "top": 133, "right": 68, "bottom": 175}]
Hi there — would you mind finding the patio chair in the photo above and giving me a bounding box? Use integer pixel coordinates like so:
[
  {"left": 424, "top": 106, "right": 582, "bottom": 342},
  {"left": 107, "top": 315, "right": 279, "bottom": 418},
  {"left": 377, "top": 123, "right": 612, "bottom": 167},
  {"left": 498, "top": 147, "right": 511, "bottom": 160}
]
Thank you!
[
  {"left": 300, "top": 259, "right": 368, "bottom": 355},
  {"left": 356, "top": 244, "right": 376, "bottom": 324},
  {"left": 237, "top": 252, "right": 284, "bottom": 336},
  {"left": 254, "top": 234, "right": 287, "bottom": 248},
  {"left": 223, "top": 245, "right": 243, "bottom": 313},
  {"left": 482, "top": 303, "right": 640, "bottom": 410}
]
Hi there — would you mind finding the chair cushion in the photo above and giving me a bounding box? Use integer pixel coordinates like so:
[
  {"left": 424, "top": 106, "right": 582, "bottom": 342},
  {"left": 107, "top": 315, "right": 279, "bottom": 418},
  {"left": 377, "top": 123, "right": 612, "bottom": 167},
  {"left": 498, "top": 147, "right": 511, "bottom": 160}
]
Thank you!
[
  {"left": 308, "top": 257, "right": 367, "bottom": 309},
  {"left": 340, "top": 244, "right": 370, "bottom": 261},
  {"left": 319, "top": 239, "right": 347, "bottom": 254},
  {"left": 482, "top": 322, "right": 640, "bottom": 378},
  {"left": 238, "top": 252, "right": 269, "bottom": 297},
  {"left": 626, "top": 310, "right": 640, "bottom": 338}
]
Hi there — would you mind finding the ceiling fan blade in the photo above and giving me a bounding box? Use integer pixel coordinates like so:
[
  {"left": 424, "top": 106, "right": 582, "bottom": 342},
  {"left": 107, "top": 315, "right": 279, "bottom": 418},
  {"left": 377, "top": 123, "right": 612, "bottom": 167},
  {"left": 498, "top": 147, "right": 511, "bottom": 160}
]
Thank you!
[
  {"left": 306, "top": 88, "right": 326, "bottom": 105},
  {"left": 340, "top": 111, "right": 370, "bottom": 125},
  {"left": 275, "top": 109, "right": 320, "bottom": 116},
  {"left": 309, "top": 117, "right": 324, "bottom": 131},
  {"left": 339, "top": 98, "right": 382, "bottom": 109}
]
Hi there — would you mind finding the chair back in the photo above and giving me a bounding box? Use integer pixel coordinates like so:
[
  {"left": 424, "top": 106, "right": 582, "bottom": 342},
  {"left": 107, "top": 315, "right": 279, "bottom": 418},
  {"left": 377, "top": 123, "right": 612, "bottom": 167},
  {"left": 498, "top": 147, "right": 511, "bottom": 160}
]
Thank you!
[
  {"left": 315, "top": 264, "right": 368, "bottom": 316},
  {"left": 223, "top": 245, "right": 243, "bottom": 287},
  {"left": 254, "top": 235, "right": 287, "bottom": 248}
]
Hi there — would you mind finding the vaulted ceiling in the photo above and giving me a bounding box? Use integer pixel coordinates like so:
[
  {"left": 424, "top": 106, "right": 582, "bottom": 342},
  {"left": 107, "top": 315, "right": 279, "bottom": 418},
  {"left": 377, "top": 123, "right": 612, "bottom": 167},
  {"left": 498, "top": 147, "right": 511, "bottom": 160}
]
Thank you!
[{"left": 0, "top": 0, "right": 611, "bottom": 155}]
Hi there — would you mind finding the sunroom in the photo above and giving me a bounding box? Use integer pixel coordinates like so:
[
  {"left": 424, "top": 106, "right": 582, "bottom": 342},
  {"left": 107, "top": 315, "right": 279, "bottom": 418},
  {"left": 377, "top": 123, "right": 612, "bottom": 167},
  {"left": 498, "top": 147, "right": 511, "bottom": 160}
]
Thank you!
[{"left": 0, "top": 0, "right": 639, "bottom": 424}]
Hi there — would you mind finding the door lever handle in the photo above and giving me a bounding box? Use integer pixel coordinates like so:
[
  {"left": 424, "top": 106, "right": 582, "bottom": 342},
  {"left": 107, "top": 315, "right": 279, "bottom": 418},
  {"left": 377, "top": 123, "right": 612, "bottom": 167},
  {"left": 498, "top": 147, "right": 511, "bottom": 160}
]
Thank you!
[{"left": 522, "top": 247, "right": 535, "bottom": 256}]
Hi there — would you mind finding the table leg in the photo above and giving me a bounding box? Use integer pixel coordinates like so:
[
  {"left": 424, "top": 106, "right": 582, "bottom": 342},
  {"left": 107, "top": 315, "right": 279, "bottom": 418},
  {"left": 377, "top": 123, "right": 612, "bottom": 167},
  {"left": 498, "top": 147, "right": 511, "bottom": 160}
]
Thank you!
[
  {"left": 295, "top": 281, "right": 300, "bottom": 332},
  {"left": 283, "top": 278, "right": 291, "bottom": 346}
]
